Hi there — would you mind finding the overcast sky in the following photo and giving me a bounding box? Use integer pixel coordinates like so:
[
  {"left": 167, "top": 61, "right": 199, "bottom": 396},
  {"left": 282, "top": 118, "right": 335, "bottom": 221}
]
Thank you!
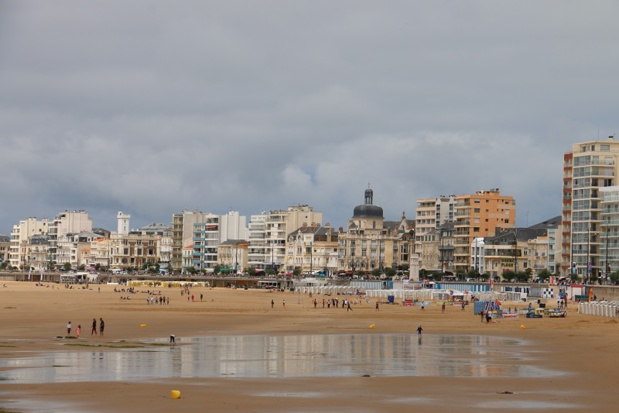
[{"left": 1, "top": 1, "right": 618, "bottom": 234}]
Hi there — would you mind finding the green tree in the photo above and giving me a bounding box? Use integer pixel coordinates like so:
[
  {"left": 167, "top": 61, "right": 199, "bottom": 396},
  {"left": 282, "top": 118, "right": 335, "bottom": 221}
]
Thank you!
[
  {"left": 502, "top": 270, "right": 516, "bottom": 283},
  {"left": 293, "top": 267, "right": 302, "bottom": 277},
  {"left": 609, "top": 271, "right": 619, "bottom": 285},
  {"left": 385, "top": 267, "right": 397, "bottom": 278},
  {"left": 184, "top": 266, "right": 196, "bottom": 275},
  {"left": 63, "top": 263, "right": 72, "bottom": 272},
  {"left": 537, "top": 269, "right": 551, "bottom": 283},
  {"left": 516, "top": 271, "right": 530, "bottom": 283},
  {"left": 372, "top": 268, "right": 381, "bottom": 278}
]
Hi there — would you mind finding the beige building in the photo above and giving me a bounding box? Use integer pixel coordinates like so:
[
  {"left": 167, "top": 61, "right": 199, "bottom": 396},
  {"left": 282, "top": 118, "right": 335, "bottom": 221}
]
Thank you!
[
  {"left": 285, "top": 225, "right": 339, "bottom": 276},
  {"left": 110, "top": 213, "right": 163, "bottom": 271},
  {"left": 453, "top": 188, "right": 515, "bottom": 272},
  {"left": 217, "top": 240, "right": 249, "bottom": 274},
  {"left": 338, "top": 188, "right": 414, "bottom": 275}
]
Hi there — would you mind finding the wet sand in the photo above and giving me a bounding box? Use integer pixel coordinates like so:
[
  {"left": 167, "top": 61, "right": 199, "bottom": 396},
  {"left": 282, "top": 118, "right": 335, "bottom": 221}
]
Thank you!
[{"left": 1, "top": 281, "right": 618, "bottom": 412}]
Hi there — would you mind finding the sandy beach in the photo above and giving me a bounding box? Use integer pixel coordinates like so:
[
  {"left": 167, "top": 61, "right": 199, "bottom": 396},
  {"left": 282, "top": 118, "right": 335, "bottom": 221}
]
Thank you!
[{"left": 1, "top": 280, "right": 618, "bottom": 413}]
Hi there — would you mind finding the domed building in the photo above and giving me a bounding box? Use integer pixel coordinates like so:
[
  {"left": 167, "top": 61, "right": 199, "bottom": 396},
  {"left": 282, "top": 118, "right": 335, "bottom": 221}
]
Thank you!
[{"left": 338, "top": 187, "right": 415, "bottom": 276}]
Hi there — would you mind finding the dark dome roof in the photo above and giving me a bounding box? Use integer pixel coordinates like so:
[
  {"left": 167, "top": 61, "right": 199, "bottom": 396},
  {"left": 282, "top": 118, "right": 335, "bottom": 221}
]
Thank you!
[
  {"left": 353, "top": 204, "right": 384, "bottom": 218},
  {"left": 353, "top": 187, "right": 383, "bottom": 218}
]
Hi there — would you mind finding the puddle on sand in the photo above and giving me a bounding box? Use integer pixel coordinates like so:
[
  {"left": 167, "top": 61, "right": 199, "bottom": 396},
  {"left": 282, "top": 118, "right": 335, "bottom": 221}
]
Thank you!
[
  {"left": 476, "top": 400, "right": 582, "bottom": 409},
  {"left": 0, "top": 334, "right": 563, "bottom": 384}
]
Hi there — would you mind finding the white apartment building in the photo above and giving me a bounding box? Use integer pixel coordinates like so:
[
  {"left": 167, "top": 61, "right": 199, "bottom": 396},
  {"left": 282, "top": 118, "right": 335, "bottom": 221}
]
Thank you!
[
  {"left": 415, "top": 196, "right": 456, "bottom": 269},
  {"left": 48, "top": 211, "right": 93, "bottom": 265},
  {"left": 600, "top": 186, "right": 619, "bottom": 278},
  {"left": 9, "top": 217, "right": 49, "bottom": 269},
  {"left": 562, "top": 137, "right": 619, "bottom": 279},
  {"left": 415, "top": 195, "right": 456, "bottom": 239},
  {"left": 248, "top": 206, "right": 322, "bottom": 272}
]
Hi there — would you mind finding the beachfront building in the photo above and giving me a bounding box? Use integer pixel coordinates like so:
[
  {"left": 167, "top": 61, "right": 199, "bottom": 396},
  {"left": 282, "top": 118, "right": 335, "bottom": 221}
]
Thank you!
[
  {"left": 453, "top": 188, "right": 516, "bottom": 273},
  {"left": 285, "top": 225, "right": 339, "bottom": 276},
  {"left": 338, "top": 187, "right": 415, "bottom": 276},
  {"left": 217, "top": 240, "right": 249, "bottom": 274},
  {"left": 248, "top": 206, "right": 323, "bottom": 272},
  {"left": 171, "top": 210, "right": 247, "bottom": 273},
  {"left": 55, "top": 231, "right": 107, "bottom": 269},
  {"left": 191, "top": 214, "right": 221, "bottom": 273},
  {"left": 28, "top": 234, "right": 51, "bottom": 271},
  {"left": 415, "top": 195, "right": 456, "bottom": 268},
  {"left": 418, "top": 222, "right": 456, "bottom": 275},
  {"left": 482, "top": 218, "right": 559, "bottom": 280},
  {"left": 562, "top": 137, "right": 619, "bottom": 280},
  {"left": 138, "top": 223, "right": 172, "bottom": 271},
  {"left": 0, "top": 235, "right": 10, "bottom": 267},
  {"left": 48, "top": 210, "right": 93, "bottom": 267},
  {"left": 600, "top": 186, "right": 619, "bottom": 280},
  {"left": 109, "top": 231, "right": 163, "bottom": 271},
  {"left": 9, "top": 217, "right": 49, "bottom": 270},
  {"left": 109, "top": 213, "right": 163, "bottom": 271}
]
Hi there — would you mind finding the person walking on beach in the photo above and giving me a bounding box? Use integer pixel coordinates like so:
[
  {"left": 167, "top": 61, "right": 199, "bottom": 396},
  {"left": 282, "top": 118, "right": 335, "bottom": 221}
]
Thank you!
[
  {"left": 67, "top": 321, "right": 72, "bottom": 335},
  {"left": 375, "top": 301, "right": 379, "bottom": 311},
  {"left": 76, "top": 324, "right": 81, "bottom": 338},
  {"left": 480, "top": 310, "right": 484, "bottom": 322},
  {"left": 99, "top": 318, "right": 105, "bottom": 337},
  {"left": 282, "top": 299, "right": 286, "bottom": 309},
  {"left": 441, "top": 302, "right": 446, "bottom": 313},
  {"left": 91, "top": 318, "right": 97, "bottom": 336},
  {"left": 417, "top": 325, "right": 423, "bottom": 335},
  {"left": 271, "top": 299, "right": 274, "bottom": 309}
]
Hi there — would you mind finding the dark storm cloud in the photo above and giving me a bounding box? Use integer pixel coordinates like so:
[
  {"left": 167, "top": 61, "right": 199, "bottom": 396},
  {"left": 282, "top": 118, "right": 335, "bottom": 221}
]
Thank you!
[{"left": 1, "top": 1, "right": 619, "bottom": 233}]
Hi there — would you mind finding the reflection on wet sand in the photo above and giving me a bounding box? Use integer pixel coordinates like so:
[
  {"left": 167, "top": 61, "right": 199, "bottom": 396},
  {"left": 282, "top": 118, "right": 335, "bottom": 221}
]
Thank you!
[{"left": 0, "top": 334, "right": 562, "bottom": 384}]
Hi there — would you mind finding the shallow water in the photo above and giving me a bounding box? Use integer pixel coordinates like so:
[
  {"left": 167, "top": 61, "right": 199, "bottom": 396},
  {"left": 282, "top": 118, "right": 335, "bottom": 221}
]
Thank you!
[{"left": 0, "top": 334, "right": 562, "bottom": 384}]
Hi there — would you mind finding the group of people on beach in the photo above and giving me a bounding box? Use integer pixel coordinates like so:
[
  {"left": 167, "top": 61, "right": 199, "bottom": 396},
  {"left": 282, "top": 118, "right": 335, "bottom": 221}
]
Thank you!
[{"left": 66, "top": 318, "right": 104, "bottom": 338}]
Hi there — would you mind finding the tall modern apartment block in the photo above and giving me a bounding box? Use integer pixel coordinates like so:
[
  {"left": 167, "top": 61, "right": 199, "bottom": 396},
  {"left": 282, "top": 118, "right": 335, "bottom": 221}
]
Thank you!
[
  {"left": 453, "top": 188, "right": 515, "bottom": 272},
  {"left": 600, "top": 186, "right": 619, "bottom": 277},
  {"left": 415, "top": 195, "right": 456, "bottom": 239},
  {"left": 562, "top": 137, "right": 619, "bottom": 279}
]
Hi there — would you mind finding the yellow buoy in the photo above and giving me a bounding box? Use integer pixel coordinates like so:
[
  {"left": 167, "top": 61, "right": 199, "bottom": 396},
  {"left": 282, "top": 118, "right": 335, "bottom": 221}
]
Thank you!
[
  {"left": 140, "top": 324, "right": 147, "bottom": 328},
  {"left": 369, "top": 324, "right": 376, "bottom": 329},
  {"left": 520, "top": 325, "right": 526, "bottom": 330},
  {"left": 171, "top": 390, "right": 181, "bottom": 399}
]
